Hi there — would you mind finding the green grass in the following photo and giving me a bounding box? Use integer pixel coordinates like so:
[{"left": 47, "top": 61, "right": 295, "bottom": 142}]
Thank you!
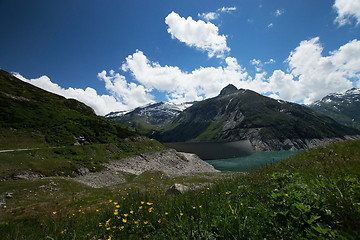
[
  {"left": 0, "top": 140, "right": 166, "bottom": 180},
  {"left": 1, "top": 140, "right": 359, "bottom": 239}
]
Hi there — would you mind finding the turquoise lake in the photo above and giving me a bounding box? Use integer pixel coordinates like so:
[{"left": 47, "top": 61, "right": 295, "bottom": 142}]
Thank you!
[{"left": 206, "top": 151, "right": 301, "bottom": 172}]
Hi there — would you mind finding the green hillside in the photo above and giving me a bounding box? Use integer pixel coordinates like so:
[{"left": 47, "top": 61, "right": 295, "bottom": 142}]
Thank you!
[
  {"left": 0, "top": 69, "right": 165, "bottom": 178},
  {"left": 0, "top": 69, "right": 139, "bottom": 148}
]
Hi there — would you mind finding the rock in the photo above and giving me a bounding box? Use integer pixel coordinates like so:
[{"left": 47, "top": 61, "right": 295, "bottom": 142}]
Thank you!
[
  {"left": 75, "top": 167, "right": 90, "bottom": 176},
  {"left": 166, "top": 183, "right": 189, "bottom": 195},
  {"left": 12, "top": 171, "right": 44, "bottom": 180},
  {"left": 6, "top": 192, "right": 13, "bottom": 198}
]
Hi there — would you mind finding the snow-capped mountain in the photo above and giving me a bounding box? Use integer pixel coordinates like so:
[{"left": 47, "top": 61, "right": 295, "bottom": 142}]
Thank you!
[
  {"left": 105, "top": 101, "right": 195, "bottom": 133},
  {"left": 310, "top": 88, "right": 360, "bottom": 130}
]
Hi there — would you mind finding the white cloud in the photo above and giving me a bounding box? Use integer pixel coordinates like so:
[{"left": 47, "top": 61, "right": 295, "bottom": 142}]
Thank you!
[
  {"left": 165, "top": 11, "right": 230, "bottom": 58},
  {"left": 250, "top": 59, "right": 262, "bottom": 72},
  {"left": 274, "top": 9, "right": 285, "bottom": 17},
  {"left": 333, "top": 0, "right": 360, "bottom": 26},
  {"left": 267, "top": 23, "right": 274, "bottom": 28},
  {"left": 198, "top": 6, "right": 237, "bottom": 21},
  {"left": 13, "top": 37, "right": 360, "bottom": 116},
  {"left": 268, "top": 37, "right": 359, "bottom": 104},
  {"left": 13, "top": 72, "right": 154, "bottom": 116},
  {"left": 250, "top": 58, "right": 275, "bottom": 72},
  {"left": 219, "top": 6, "right": 237, "bottom": 13},
  {"left": 265, "top": 59, "right": 275, "bottom": 64},
  {"left": 198, "top": 12, "right": 220, "bottom": 21},
  {"left": 121, "top": 50, "right": 253, "bottom": 103},
  {"left": 97, "top": 70, "right": 154, "bottom": 109}
]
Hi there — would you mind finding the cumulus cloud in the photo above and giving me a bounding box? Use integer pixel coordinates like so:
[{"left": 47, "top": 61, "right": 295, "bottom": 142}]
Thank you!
[
  {"left": 13, "top": 37, "right": 360, "bottom": 116},
  {"left": 121, "top": 50, "right": 253, "bottom": 103},
  {"left": 333, "top": 0, "right": 360, "bottom": 26},
  {"left": 13, "top": 72, "right": 154, "bottom": 116},
  {"left": 268, "top": 37, "right": 359, "bottom": 104},
  {"left": 97, "top": 70, "right": 154, "bottom": 109},
  {"left": 120, "top": 37, "right": 360, "bottom": 106},
  {"left": 12, "top": 73, "right": 125, "bottom": 115},
  {"left": 165, "top": 11, "right": 230, "bottom": 58}
]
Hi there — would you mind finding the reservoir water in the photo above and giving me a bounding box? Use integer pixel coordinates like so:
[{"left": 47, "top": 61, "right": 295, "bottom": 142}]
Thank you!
[
  {"left": 206, "top": 150, "right": 301, "bottom": 172},
  {"left": 163, "top": 141, "right": 300, "bottom": 172}
]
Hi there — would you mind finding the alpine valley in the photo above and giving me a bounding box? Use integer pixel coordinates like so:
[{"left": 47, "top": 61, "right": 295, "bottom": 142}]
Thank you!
[{"left": 107, "top": 84, "right": 360, "bottom": 151}]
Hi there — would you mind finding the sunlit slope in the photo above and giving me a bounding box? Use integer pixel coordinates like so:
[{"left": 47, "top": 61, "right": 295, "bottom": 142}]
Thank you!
[{"left": 0, "top": 69, "right": 139, "bottom": 149}]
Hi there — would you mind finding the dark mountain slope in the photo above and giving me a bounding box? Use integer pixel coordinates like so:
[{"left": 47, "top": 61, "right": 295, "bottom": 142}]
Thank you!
[
  {"left": 0, "top": 69, "right": 139, "bottom": 148},
  {"left": 152, "top": 85, "right": 359, "bottom": 150}
]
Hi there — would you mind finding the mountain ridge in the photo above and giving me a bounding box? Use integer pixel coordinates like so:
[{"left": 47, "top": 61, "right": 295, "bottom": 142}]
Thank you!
[
  {"left": 310, "top": 88, "right": 360, "bottom": 130},
  {"left": 108, "top": 85, "right": 360, "bottom": 151}
]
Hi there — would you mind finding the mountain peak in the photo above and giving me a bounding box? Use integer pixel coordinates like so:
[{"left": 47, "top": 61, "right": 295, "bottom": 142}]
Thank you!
[{"left": 219, "top": 84, "right": 238, "bottom": 96}]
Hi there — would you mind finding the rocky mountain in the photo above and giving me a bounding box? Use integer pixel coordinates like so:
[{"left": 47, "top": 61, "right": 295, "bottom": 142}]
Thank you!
[
  {"left": 0, "top": 69, "right": 142, "bottom": 148},
  {"left": 150, "top": 85, "right": 360, "bottom": 151},
  {"left": 310, "top": 88, "right": 360, "bottom": 130},
  {"left": 106, "top": 101, "right": 194, "bottom": 134}
]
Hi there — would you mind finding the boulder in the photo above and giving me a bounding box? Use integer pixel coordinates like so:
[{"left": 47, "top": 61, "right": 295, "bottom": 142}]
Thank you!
[{"left": 166, "top": 183, "right": 189, "bottom": 195}]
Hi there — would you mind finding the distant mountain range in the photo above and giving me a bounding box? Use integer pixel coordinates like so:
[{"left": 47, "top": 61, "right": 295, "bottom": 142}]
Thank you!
[
  {"left": 310, "top": 88, "right": 360, "bottom": 130},
  {"left": 106, "top": 101, "right": 195, "bottom": 135},
  {"left": 107, "top": 84, "right": 360, "bottom": 151}
]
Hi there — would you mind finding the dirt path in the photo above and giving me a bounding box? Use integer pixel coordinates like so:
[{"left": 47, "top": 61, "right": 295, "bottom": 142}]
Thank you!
[{"left": 0, "top": 146, "right": 65, "bottom": 153}]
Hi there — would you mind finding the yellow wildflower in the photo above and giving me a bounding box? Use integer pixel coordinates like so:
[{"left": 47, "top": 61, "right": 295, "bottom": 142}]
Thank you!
[
  {"left": 116, "top": 205, "right": 120, "bottom": 208},
  {"left": 144, "top": 221, "right": 148, "bottom": 225},
  {"left": 165, "top": 212, "right": 168, "bottom": 215},
  {"left": 147, "top": 202, "right": 153, "bottom": 206},
  {"left": 124, "top": 213, "right": 129, "bottom": 217},
  {"left": 122, "top": 218, "right": 127, "bottom": 223},
  {"left": 149, "top": 207, "right": 153, "bottom": 213},
  {"left": 141, "top": 201, "right": 145, "bottom": 204},
  {"left": 139, "top": 206, "right": 143, "bottom": 210},
  {"left": 109, "top": 200, "right": 113, "bottom": 203},
  {"left": 130, "top": 210, "right": 134, "bottom": 214},
  {"left": 52, "top": 211, "right": 57, "bottom": 215},
  {"left": 180, "top": 212, "right": 183, "bottom": 216}
]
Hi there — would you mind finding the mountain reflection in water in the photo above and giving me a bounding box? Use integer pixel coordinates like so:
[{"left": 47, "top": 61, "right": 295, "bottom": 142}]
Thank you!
[{"left": 163, "top": 141, "right": 254, "bottom": 160}]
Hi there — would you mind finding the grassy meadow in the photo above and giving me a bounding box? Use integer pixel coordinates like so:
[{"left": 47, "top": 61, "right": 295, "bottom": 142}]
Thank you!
[{"left": 1, "top": 140, "right": 360, "bottom": 239}]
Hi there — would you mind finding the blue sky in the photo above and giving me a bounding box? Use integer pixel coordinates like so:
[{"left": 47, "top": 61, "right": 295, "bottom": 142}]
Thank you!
[{"left": 1, "top": 0, "right": 360, "bottom": 115}]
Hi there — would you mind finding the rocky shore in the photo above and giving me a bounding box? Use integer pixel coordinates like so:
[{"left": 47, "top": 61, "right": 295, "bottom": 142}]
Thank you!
[{"left": 74, "top": 149, "right": 219, "bottom": 188}]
